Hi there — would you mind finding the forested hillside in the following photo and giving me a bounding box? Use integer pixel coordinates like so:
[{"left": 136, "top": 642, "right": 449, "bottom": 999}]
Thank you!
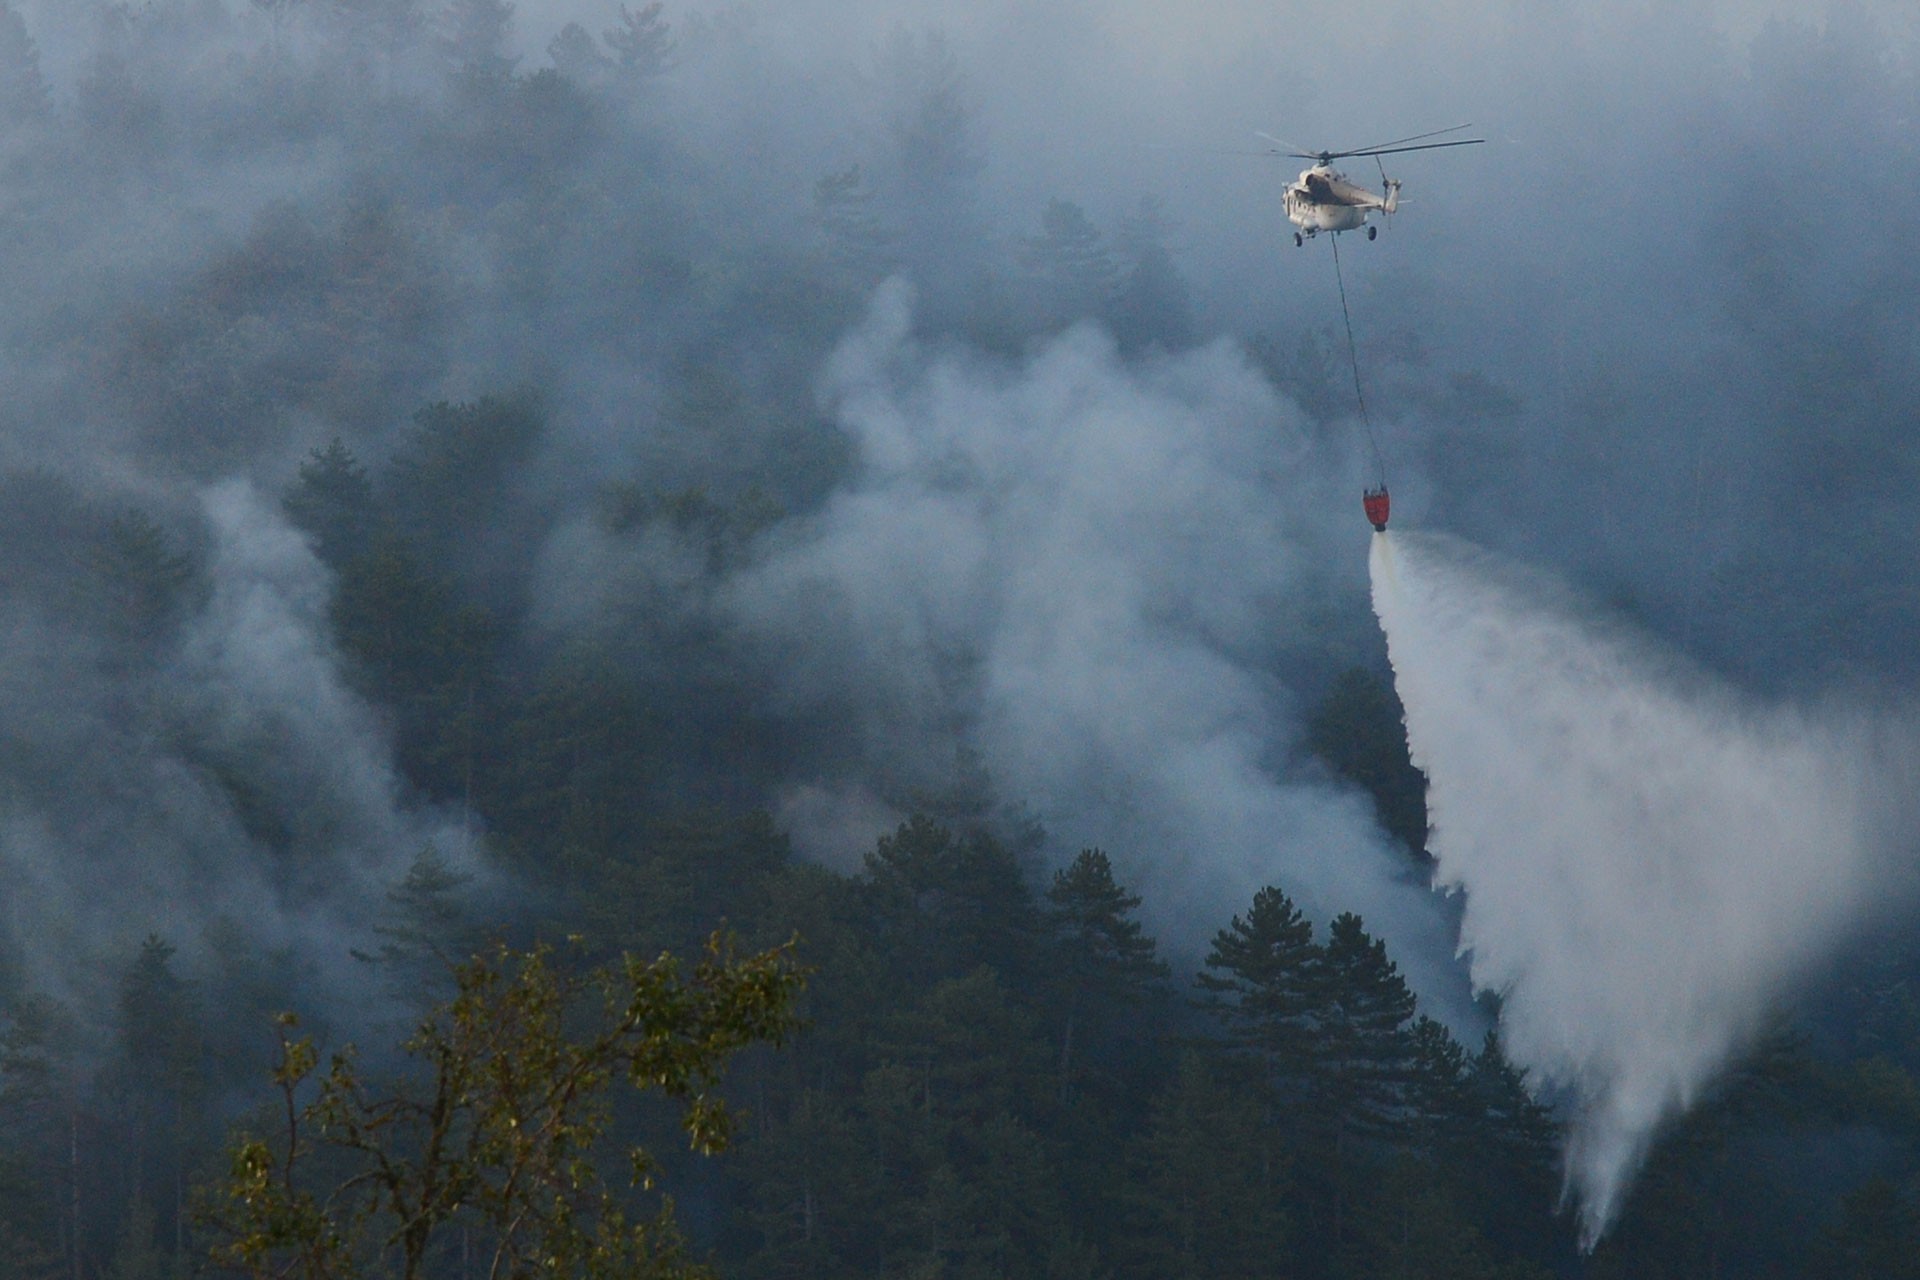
[{"left": 0, "top": 2, "right": 1917, "bottom": 1277}]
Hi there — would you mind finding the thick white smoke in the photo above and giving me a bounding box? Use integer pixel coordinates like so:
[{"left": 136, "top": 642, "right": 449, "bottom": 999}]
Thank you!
[
  {"left": 1371, "top": 529, "right": 1920, "bottom": 1243},
  {"left": 719, "top": 279, "right": 1470, "bottom": 1007},
  {"left": 0, "top": 479, "right": 470, "bottom": 1022}
]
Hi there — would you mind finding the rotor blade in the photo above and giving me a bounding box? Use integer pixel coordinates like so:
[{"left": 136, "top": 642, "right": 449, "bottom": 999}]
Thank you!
[
  {"left": 1338, "top": 123, "right": 1477, "bottom": 154},
  {"left": 1145, "top": 143, "right": 1277, "bottom": 157},
  {"left": 1335, "top": 138, "right": 1486, "bottom": 160},
  {"left": 1254, "top": 130, "right": 1316, "bottom": 156}
]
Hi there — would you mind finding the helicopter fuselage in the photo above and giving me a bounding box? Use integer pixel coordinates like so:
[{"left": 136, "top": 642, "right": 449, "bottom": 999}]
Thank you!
[{"left": 1283, "top": 164, "right": 1397, "bottom": 238}]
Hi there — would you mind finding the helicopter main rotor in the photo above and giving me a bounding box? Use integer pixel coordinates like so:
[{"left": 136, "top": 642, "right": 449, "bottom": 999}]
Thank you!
[{"left": 1259, "top": 123, "right": 1485, "bottom": 165}]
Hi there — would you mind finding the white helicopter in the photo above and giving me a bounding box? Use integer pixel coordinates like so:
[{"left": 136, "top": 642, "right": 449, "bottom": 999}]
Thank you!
[{"left": 1262, "top": 125, "right": 1484, "bottom": 246}]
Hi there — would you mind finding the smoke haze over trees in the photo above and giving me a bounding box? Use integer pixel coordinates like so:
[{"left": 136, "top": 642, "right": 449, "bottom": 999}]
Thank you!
[{"left": 0, "top": 0, "right": 1914, "bottom": 1274}]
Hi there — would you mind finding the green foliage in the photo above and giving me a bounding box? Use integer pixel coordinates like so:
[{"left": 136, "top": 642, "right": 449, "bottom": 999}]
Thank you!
[
  {"left": 203, "top": 932, "right": 805, "bottom": 1280},
  {"left": 1021, "top": 198, "right": 1116, "bottom": 325},
  {"left": 89, "top": 509, "right": 201, "bottom": 648},
  {"left": 0, "top": 2, "right": 49, "bottom": 128},
  {"left": 0, "top": 995, "right": 75, "bottom": 1276},
  {"left": 604, "top": 3, "right": 675, "bottom": 77},
  {"left": 1109, "top": 196, "right": 1194, "bottom": 355},
  {"left": 1812, "top": 1177, "right": 1920, "bottom": 1280},
  {"left": 863, "top": 816, "right": 1041, "bottom": 991},
  {"left": 1044, "top": 849, "right": 1168, "bottom": 1104},
  {"left": 1196, "top": 884, "right": 1323, "bottom": 1084},
  {"left": 386, "top": 394, "right": 545, "bottom": 565},
  {"left": 1045, "top": 849, "right": 1166, "bottom": 993},
  {"left": 284, "top": 438, "right": 376, "bottom": 570},
  {"left": 1319, "top": 911, "right": 1419, "bottom": 1141},
  {"left": 351, "top": 845, "right": 483, "bottom": 1009},
  {"left": 813, "top": 164, "right": 894, "bottom": 283},
  {"left": 1119, "top": 1051, "right": 1290, "bottom": 1280}
]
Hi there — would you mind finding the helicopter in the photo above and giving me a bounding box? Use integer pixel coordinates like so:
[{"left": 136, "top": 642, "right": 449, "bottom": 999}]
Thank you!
[{"left": 1263, "top": 125, "right": 1484, "bottom": 246}]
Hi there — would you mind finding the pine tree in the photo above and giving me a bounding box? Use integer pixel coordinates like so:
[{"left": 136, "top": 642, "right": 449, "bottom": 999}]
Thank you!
[
  {"left": 351, "top": 845, "right": 481, "bottom": 1008},
  {"left": 737, "top": 1086, "right": 873, "bottom": 1280},
  {"left": 110, "top": 937, "right": 203, "bottom": 1279},
  {"left": 1318, "top": 912, "right": 1419, "bottom": 1141},
  {"left": 1463, "top": 1029, "right": 1565, "bottom": 1260},
  {"left": 814, "top": 164, "right": 895, "bottom": 283},
  {"left": 0, "top": 3, "right": 50, "bottom": 128},
  {"left": 547, "top": 21, "right": 610, "bottom": 83},
  {"left": 1022, "top": 198, "right": 1117, "bottom": 325},
  {"left": 1045, "top": 848, "right": 1168, "bottom": 1102},
  {"left": 90, "top": 510, "right": 200, "bottom": 649},
  {"left": 1119, "top": 1051, "right": 1290, "bottom": 1279},
  {"left": 603, "top": 2, "right": 674, "bottom": 77},
  {"left": 0, "top": 997, "right": 76, "bottom": 1278},
  {"left": 1109, "top": 196, "right": 1194, "bottom": 354},
  {"left": 862, "top": 816, "right": 1040, "bottom": 990},
  {"left": 1812, "top": 1177, "right": 1920, "bottom": 1280},
  {"left": 283, "top": 437, "right": 376, "bottom": 569},
  {"left": 436, "top": 0, "right": 516, "bottom": 79},
  {"left": 1405, "top": 1014, "right": 1473, "bottom": 1156},
  {"left": 386, "top": 394, "right": 545, "bottom": 568},
  {"left": 1196, "top": 885, "right": 1323, "bottom": 1091}
]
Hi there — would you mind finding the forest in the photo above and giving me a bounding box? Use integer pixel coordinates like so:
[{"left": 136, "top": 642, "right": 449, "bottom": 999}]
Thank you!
[{"left": 0, "top": 0, "right": 1918, "bottom": 1277}]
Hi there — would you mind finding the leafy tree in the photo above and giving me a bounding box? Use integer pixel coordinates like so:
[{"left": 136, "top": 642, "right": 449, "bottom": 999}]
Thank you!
[{"left": 204, "top": 932, "right": 805, "bottom": 1280}]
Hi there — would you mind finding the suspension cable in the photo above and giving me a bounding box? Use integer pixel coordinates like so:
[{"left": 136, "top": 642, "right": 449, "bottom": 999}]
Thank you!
[{"left": 1329, "top": 231, "right": 1385, "bottom": 485}]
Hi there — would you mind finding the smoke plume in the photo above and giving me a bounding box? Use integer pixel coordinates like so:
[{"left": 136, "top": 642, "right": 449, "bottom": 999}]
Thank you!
[{"left": 713, "top": 280, "right": 1471, "bottom": 1006}]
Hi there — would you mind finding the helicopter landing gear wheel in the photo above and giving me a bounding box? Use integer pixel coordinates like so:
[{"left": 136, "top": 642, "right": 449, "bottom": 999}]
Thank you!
[
  {"left": 1294, "top": 232, "right": 1304, "bottom": 247},
  {"left": 1367, "top": 225, "right": 1377, "bottom": 241}
]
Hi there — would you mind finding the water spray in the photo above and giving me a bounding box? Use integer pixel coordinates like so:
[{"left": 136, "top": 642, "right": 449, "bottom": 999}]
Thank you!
[{"left": 1369, "top": 530, "right": 1920, "bottom": 1245}]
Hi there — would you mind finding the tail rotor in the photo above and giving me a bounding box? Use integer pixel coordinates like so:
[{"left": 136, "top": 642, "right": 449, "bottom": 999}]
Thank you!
[{"left": 1376, "top": 156, "right": 1399, "bottom": 220}]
